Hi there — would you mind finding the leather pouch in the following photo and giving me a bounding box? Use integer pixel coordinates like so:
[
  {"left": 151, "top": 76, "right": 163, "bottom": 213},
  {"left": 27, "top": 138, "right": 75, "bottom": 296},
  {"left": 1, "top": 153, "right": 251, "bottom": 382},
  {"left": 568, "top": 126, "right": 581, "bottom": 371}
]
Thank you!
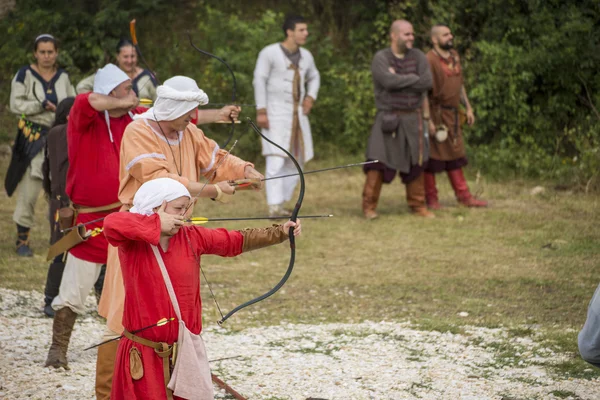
[{"left": 381, "top": 112, "right": 401, "bottom": 134}]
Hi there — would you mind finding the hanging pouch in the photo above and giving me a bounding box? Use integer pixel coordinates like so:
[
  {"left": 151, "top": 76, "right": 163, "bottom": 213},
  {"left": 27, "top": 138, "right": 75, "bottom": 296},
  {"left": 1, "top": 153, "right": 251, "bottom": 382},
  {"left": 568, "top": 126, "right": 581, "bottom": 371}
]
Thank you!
[
  {"left": 381, "top": 112, "right": 401, "bottom": 134},
  {"left": 129, "top": 346, "right": 144, "bottom": 380}
]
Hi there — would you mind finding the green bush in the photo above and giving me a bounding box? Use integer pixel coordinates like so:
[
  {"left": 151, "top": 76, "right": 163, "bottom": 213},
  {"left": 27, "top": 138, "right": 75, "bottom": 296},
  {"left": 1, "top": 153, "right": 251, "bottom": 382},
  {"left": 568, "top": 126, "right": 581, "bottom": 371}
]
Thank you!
[{"left": 0, "top": 0, "right": 598, "bottom": 189}]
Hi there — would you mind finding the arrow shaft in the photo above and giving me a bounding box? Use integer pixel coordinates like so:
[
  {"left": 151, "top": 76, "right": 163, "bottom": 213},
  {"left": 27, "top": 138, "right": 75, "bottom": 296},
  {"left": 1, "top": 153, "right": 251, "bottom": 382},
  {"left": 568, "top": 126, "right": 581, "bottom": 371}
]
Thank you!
[
  {"left": 262, "top": 160, "right": 379, "bottom": 182},
  {"left": 84, "top": 318, "right": 174, "bottom": 351},
  {"left": 60, "top": 216, "right": 106, "bottom": 233},
  {"left": 189, "top": 214, "right": 332, "bottom": 222}
]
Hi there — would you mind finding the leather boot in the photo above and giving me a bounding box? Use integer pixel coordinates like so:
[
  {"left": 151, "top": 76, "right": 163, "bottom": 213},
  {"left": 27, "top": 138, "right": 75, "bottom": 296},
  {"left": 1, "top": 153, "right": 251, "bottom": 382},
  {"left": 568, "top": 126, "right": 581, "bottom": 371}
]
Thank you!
[
  {"left": 95, "top": 339, "right": 119, "bottom": 400},
  {"left": 16, "top": 224, "right": 33, "bottom": 257},
  {"left": 43, "top": 257, "right": 65, "bottom": 317},
  {"left": 424, "top": 172, "right": 441, "bottom": 210},
  {"left": 45, "top": 307, "right": 77, "bottom": 369},
  {"left": 406, "top": 173, "right": 435, "bottom": 218},
  {"left": 362, "top": 170, "right": 383, "bottom": 219},
  {"left": 447, "top": 168, "right": 488, "bottom": 207}
]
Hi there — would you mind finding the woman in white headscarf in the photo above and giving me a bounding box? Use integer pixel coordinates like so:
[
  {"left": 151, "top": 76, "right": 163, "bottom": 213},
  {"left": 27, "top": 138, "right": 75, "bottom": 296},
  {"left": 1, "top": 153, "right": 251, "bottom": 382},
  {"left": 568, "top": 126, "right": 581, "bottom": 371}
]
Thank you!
[{"left": 104, "top": 178, "right": 301, "bottom": 400}]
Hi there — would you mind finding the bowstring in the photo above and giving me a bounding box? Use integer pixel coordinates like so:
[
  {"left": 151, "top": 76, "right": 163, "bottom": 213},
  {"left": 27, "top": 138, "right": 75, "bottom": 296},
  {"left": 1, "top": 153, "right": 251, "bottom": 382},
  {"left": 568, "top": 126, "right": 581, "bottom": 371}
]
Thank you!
[{"left": 181, "top": 138, "right": 239, "bottom": 320}]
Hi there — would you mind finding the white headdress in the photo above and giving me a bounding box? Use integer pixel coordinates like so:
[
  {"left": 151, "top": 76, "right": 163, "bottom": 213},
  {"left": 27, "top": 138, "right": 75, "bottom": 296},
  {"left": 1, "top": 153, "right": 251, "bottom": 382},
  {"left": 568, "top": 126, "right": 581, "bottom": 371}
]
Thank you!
[
  {"left": 93, "top": 63, "right": 133, "bottom": 143},
  {"left": 134, "top": 76, "right": 208, "bottom": 122},
  {"left": 130, "top": 178, "right": 191, "bottom": 216}
]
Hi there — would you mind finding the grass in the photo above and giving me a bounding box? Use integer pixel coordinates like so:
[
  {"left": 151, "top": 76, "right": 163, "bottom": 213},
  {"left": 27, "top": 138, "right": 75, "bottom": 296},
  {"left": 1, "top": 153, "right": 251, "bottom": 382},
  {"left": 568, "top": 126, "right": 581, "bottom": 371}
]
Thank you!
[{"left": 0, "top": 152, "right": 599, "bottom": 380}]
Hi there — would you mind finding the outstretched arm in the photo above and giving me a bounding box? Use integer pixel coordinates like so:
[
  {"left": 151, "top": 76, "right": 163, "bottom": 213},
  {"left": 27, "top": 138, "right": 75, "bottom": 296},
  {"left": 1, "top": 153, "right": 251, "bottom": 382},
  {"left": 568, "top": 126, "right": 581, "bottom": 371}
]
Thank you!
[
  {"left": 190, "top": 220, "right": 301, "bottom": 257},
  {"left": 240, "top": 219, "right": 301, "bottom": 252}
]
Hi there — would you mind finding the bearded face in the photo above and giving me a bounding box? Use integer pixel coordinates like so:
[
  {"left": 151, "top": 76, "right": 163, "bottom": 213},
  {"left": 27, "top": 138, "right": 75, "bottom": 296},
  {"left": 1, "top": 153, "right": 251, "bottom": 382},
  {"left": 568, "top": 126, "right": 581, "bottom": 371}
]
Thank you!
[
  {"left": 439, "top": 38, "right": 454, "bottom": 50},
  {"left": 434, "top": 26, "right": 454, "bottom": 51}
]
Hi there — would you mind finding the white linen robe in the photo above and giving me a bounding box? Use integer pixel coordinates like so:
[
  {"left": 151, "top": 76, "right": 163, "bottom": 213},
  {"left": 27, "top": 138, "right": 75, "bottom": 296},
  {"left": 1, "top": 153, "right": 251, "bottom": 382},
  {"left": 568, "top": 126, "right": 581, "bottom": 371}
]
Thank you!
[{"left": 253, "top": 43, "right": 320, "bottom": 162}]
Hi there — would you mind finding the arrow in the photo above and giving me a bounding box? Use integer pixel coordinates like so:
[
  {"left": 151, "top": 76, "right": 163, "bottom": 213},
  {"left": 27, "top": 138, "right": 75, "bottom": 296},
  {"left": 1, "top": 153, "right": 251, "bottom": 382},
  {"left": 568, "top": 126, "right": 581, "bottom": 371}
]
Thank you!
[
  {"left": 188, "top": 214, "right": 333, "bottom": 224},
  {"left": 229, "top": 160, "right": 380, "bottom": 189},
  {"left": 83, "top": 317, "right": 175, "bottom": 351}
]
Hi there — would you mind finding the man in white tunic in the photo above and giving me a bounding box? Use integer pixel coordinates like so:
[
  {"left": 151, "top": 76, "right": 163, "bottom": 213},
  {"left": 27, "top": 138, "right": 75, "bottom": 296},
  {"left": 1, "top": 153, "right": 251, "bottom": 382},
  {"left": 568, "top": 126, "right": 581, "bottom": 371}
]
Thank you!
[{"left": 253, "top": 15, "right": 320, "bottom": 216}]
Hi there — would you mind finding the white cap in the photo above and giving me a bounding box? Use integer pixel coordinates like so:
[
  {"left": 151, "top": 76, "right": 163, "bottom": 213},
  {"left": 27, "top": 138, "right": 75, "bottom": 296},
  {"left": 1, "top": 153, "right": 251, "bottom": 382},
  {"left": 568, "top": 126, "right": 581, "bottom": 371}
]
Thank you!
[{"left": 93, "top": 63, "right": 130, "bottom": 95}]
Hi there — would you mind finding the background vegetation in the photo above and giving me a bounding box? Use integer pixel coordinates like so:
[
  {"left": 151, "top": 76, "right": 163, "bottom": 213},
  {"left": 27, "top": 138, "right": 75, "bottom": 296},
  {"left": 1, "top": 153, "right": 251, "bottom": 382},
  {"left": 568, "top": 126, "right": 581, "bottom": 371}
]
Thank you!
[{"left": 0, "top": 0, "right": 598, "bottom": 189}]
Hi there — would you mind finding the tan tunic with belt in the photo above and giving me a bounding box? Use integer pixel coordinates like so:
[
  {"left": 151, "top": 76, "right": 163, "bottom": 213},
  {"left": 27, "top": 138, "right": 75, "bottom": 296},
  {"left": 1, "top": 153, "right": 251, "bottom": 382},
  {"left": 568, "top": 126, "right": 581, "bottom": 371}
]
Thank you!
[{"left": 98, "top": 119, "right": 252, "bottom": 333}]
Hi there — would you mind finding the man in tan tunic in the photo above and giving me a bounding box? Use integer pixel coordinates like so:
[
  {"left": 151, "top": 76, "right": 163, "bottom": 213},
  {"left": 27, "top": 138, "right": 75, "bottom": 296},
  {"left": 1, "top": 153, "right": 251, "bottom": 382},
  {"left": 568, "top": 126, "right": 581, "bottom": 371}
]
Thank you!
[
  {"left": 95, "top": 76, "right": 264, "bottom": 399},
  {"left": 424, "top": 24, "right": 487, "bottom": 208}
]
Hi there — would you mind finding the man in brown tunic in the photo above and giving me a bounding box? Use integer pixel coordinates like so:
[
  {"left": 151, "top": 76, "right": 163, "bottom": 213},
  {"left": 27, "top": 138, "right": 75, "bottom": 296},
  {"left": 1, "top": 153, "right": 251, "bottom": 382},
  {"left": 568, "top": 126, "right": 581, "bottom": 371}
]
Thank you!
[
  {"left": 363, "top": 20, "right": 433, "bottom": 219},
  {"left": 424, "top": 24, "right": 487, "bottom": 208}
]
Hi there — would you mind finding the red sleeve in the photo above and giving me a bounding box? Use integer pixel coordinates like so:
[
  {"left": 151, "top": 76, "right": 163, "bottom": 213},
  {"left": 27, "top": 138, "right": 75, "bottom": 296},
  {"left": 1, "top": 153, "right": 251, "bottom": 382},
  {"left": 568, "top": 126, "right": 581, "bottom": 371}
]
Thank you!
[
  {"left": 69, "top": 93, "right": 98, "bottom": 134},
  {"left": 104, "top": 212, "right": 161, "bottom": 247},
  {"left": 189, "top": 226, "right": 243, "bottom": 257}
]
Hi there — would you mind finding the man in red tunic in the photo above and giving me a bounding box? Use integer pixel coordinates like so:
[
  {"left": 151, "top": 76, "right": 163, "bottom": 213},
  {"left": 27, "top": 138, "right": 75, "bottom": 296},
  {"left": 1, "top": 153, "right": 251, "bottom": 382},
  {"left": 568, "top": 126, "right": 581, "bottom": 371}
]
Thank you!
[
  {"left": 45, "top": 64, "right": 144, "bottom": 369},
  {"left": 424, "top": 24, "right": 487, "bottom": 208},
  {"left": 104, "top": 178, "right": 301, "bottom": 400}
]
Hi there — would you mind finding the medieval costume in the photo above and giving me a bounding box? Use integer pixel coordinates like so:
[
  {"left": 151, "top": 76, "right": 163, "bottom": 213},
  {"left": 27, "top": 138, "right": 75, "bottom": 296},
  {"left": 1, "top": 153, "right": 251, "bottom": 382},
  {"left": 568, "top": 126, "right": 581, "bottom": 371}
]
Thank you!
[
  {"left": 253, "top": 43, "right": 320, "bottom": 215},
  {"left": 105, "top": 178, "right": 290, "bottom": 400},
  {"left": 45, "top": 64, "right": 147, "bottom": 370},
  {"left": 425, "top": 49, "right": 487, "bottom": 208},
  {"left": 95, "top": 76, "right": 255, "bottom": 399},
  {"left": 363, "top": 47, "right": 433, "bottom": 218},
  {"left": 6, "top": 58, "right": 75, "bottom": 256},
  {"left": 77, "top": 69, "right": 158, "bottom": 101}
]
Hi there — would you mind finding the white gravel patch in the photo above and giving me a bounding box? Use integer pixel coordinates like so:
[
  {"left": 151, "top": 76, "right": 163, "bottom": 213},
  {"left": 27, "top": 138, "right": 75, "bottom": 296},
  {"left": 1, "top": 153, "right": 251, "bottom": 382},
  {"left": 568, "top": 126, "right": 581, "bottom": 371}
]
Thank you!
[{"left": 0, "top": 288, "right": 598, "bottom": 399}]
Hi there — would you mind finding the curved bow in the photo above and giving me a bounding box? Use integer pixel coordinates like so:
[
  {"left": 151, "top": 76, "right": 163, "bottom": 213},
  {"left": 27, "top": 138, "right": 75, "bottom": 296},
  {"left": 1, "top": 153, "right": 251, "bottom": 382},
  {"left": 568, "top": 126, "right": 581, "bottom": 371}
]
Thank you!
[
  {"left": 217, "top": 118, "right": 305, "bottom": 325},
  {"left": 129, "top": 19, "right": 161, "bottom": 85},
  {"left": 187, "top": 32, "right": 237, "bottom": 148}
]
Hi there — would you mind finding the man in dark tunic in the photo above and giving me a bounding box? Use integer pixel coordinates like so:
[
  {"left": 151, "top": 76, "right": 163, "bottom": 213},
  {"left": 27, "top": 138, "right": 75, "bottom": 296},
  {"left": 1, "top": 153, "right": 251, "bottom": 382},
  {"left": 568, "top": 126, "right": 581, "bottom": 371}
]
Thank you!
[
  {"left": 363, "top": 20, "right": 433, "bottom": 219},
  {"left": 424, "top": 24, "right": 487, "bottom": 208}
]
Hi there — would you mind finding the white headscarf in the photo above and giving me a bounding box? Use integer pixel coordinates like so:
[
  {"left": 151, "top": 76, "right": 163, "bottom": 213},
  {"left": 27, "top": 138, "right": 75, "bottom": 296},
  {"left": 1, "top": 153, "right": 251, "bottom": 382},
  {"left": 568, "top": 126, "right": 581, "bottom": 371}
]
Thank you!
[
  {"left": 93, "top": 63, "right": 130, "bottom": 95},
  {"left": 93, "top": 63, "right": 133, "bottom": 143},
  {"left": 130, "top": 178, "right": 191, "bottom": 216},
  {"left": 134, "top": 76, "right": 209, "bottom": 122}
]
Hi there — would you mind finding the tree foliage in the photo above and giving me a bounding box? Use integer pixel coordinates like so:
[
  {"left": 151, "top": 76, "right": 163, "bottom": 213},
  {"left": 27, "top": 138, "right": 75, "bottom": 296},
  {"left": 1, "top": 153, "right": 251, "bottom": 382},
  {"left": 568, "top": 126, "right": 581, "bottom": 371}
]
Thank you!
[{"left": 0, "top": 0, "right": 598, "bottom": 188}]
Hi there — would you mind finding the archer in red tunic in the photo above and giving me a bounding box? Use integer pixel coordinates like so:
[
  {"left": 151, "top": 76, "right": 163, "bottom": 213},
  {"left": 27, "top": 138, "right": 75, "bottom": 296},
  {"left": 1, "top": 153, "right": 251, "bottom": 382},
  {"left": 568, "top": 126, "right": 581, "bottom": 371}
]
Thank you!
[{"left": 104, "top": 179, "right": 301, "bottom": 400}]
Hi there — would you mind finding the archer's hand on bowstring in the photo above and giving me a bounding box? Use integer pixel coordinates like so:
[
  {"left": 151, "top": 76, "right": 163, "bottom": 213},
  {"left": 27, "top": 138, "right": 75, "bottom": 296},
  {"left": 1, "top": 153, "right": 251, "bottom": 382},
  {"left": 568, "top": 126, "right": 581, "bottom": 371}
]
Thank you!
[
  {"left": 121, "top": 90, "right": 139, "bottom": 112},
  {"left": 216, "top": 180, "right": 236, "bottom": 196},
  {"left": 282, "top": 218, "right": 302, "bottom": 237},
  {"left": 157, "top": 201, "right": 185, "bottom": 236}
]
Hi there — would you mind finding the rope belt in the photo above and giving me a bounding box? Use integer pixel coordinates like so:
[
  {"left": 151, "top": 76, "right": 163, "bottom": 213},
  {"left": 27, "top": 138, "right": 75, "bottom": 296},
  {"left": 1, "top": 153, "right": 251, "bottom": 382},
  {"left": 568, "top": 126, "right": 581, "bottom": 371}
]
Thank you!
[{"left": 123, "top": 329, "right": 177, "bottom": 400}]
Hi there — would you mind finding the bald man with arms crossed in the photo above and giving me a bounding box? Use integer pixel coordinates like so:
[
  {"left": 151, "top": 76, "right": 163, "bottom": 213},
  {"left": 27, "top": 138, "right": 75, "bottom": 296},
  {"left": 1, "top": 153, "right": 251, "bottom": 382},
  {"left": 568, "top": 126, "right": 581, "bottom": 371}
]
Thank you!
[{"left": 363, "top": 20, "right": 433, "bottom": 219}]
